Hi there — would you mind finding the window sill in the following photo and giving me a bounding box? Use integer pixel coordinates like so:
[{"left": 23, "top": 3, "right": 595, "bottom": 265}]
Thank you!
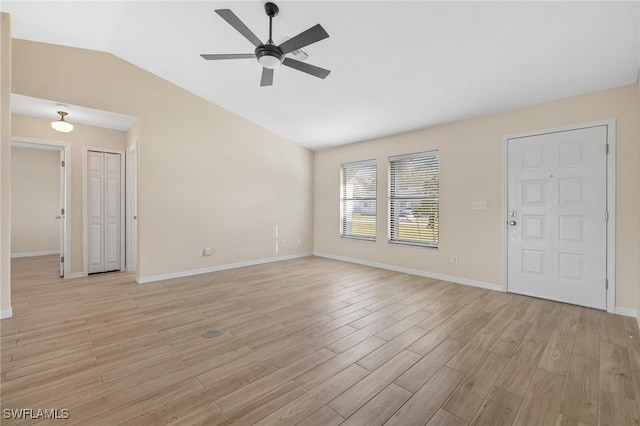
[
  {"left": 341, "top": 236, "right": 376, "bottom": 242},
  {"left": 388, "top": 240, "right": 438, "bottom": 249}
]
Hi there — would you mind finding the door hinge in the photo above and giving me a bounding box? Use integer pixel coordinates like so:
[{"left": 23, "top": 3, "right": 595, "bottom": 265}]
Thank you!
[
  {"left": 60, "top": 256, "right": 64, "bottom": 263},
  {"left": 606, "top": 144, "right": 609, "bottom": 154},
  {"left": 61, "top": 160, "right": 65, "bottom": 167},
  {"left": 606, "top": 279, "right": 608, "bottom": 290},
  {"left": 605, "top": 211, "right": 609, "bottom": 222},
  {"left": 61, "top": 208, "right": 65, "bottom": 215}
]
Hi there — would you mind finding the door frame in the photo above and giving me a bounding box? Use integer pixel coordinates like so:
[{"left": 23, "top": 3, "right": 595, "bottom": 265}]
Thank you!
[
  {"left": 11, "top": 137, "right": 71, "bottom": 279},
  {"left": 82, "top": 147, "right": 126, "bottom": 276},
  {"left": 125, "top": 142, "right": 137, "bottom": 273},
  {"left": 502, "top": 119, "right": 616, "bottom": 313}
]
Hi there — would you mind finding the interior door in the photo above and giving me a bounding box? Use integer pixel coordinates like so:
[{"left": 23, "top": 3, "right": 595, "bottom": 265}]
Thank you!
[
  {"left": 87, "top": 151, "right": 122, "bottom": 274},
  {"left": 126, "top": 147, "right": 137, "bottom": 272},
  {"left": 59, "top": 150, "right": 65, "bottom": 277},
  {"left": 87, "top": 151, "right": 105, "bottom": 274},
  {"left": 506, "top": 126, "right": 607, "bottom": 309},
  {"left": 104, "top": 153, "right": 121, "bottom": 272}
]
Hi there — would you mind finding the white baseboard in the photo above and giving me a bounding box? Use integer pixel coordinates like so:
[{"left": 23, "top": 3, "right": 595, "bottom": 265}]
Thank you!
[
  {"left": 137, "top": 252, "right": 313, "bottom": 284},
  {"left": 314, "top": 252, "right": 640, "bottom": 319},
  {"left": 1, "top": 307, "right": 13, "bottom": 319},
  {"left": 313, "top": 251, "right": 501, "bottom": 292},
  {"left": 65, "top": 272, "right": 86, "bottom": 279},
  {"left": 11, "top": 250, "right": 59, "bottom": 258},
  {"left": 614, "top": 306, "right": 638, "bottom": 318}
]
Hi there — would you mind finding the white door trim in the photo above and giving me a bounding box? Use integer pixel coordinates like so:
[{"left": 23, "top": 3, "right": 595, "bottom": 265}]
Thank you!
[
  {"left": 82, "top": 147, "right": 126, "bottom": 276},
  {"left": 125, "top": 143, "right": 137, "bottom": 273},
  {"left": 11, "top": 137, "right": 71, "bottom": 279},
  {"left": 502, "top": 119, "right": 616, "bottom": 313}
]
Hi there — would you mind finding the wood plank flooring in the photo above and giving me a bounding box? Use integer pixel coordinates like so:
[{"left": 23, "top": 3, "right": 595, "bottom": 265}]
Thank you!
[{"left": 1, "top": 255, "right": 639, "bottom": 425}]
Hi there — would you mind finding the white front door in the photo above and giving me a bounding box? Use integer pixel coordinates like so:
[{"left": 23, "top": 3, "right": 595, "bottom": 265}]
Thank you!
[
  {"left": 506, "top": 125, "right": 608, "bottom": 309},
  {"left": 87, "top": 151, "right": 122, "bottom": 274}
]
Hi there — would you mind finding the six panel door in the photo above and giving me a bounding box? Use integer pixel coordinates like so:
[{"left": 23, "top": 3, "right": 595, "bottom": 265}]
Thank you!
[{"left": 507, "top": 126, "right": 607, "bottom": 309}]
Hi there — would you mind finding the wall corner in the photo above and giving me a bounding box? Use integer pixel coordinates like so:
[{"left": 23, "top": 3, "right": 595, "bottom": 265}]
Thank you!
[
  {"left": 0, "top": 13, "right": 12, "bottom": 318},
  {"left": 636, "top": 70, "right": 640, "bottom": 329}
]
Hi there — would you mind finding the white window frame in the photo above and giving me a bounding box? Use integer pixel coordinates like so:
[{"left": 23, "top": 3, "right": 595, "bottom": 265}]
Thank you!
[
  {"left": 340, "top": 159, "right": 377, "bottom": 241},
  {"left": 389, "top": 150, "right": 439, "bottom": 248}
]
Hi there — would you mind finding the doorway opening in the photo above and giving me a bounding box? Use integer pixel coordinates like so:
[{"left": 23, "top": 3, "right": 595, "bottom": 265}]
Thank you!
[{"left": 10, "top": 139, "right": 71, "bottom": 278}]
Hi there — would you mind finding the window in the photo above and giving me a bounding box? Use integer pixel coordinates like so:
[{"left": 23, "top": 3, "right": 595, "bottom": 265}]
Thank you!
[
  {"left": 389, "top": 151, "right": 439, "bottom": 247},
  {"left": 341, "top": 160, "right": 377, "bottom": 240}
]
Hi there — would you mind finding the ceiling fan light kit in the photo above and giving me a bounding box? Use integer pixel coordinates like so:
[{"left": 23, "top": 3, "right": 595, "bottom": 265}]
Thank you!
[
  {"left": 200, "top": 2, "right": 330, "bottom": 86},
  {"left": 256, "top": 45, "right": 284, "bottom": 69}
]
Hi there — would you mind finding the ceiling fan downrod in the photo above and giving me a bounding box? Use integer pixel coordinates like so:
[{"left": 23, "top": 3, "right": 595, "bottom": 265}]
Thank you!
[{"left": 265, "top": 2, "right": 279, "bottom": 45}]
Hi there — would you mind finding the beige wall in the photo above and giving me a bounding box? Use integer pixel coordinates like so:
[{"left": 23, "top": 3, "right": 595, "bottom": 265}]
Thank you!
[
  {"left": 637, "top": 72, "right": 640, "bottom": 325},
  {"left": 11, "top": 40, "right": 314, "bottom": 280},
  {"left": 1, "top": 13, "right": 11, "bottom": 317},
  {"left": 315, "top": 84, "right": 639, "bottom": 312},
  {"left": 11, "top": 114, "right": 127, "bottom": 274},
  {"left": 11, "top": 146, "right": 60, "bottom": 254}
]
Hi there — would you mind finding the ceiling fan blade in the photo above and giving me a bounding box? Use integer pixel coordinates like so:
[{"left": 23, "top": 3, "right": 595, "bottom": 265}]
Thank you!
[
  {"left": 282, "top": 58, "right": 331, "bottom": 79},
  {"left": 200, "top": 54, "right": 255, "bottom": 60},
  {"left": 260, "top": 68, "right": 274, "bottom": 86},
  {"left": 215, "top": 9, "right": 263, "bottom": 47},
  {"left": 278, "top": 24, "right": 329, "bottom": 54}
]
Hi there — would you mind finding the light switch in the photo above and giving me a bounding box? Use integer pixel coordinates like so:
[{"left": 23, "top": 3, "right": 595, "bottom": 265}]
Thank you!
[{"left": 472, "top": 201, "right": 487, "bottom": 210}]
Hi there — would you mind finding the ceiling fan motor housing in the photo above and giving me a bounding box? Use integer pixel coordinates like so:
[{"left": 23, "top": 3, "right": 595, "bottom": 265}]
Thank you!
[{"left": 255, "top": 44, "right": 284, "bottom": 69}]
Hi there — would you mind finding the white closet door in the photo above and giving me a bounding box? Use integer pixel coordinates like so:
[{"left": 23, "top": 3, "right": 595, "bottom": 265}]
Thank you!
[
  {"left": 104, "top": 153, "right": 121, "bottom": 271},
  {"left": 87, "top": 151, "right": 105, "bottom": 274},
  {"left": 87, "top": 151, "right": 121, "bottom": 274}
]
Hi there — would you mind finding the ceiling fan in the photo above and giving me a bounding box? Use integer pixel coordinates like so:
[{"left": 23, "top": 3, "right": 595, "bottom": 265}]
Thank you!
[{"left": 201, "top": 2, "right": 330, "bottom": 87}]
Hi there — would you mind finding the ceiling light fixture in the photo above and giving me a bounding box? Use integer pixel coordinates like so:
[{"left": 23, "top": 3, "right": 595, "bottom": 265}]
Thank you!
[
  {"left": 51, "top": 111, "right": 74, "bottom": 133},
  {"left": 256, "top": 45, "right": 284, "bottom": 69}
]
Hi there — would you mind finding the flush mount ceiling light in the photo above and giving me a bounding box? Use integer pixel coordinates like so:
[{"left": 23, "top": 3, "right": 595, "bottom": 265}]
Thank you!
[{"left": 51, "top": 111, "right": 74, "bottom": 133}]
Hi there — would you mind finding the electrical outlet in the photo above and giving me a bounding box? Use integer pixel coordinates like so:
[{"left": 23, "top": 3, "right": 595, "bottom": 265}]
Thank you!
[
  {"left": 297, "top": 238, "right": 302, "bottom": 245},
  {"left": 204, "top": 248, "right": 213, "bottom": 256},
  {"left": 451, "top": 255, "right": 459, "bottom": 264}
]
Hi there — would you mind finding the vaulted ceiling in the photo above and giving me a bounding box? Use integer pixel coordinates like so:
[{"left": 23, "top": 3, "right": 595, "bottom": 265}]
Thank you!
[{"left": 3, "top": 1, "right": 639, "bottom": 150}]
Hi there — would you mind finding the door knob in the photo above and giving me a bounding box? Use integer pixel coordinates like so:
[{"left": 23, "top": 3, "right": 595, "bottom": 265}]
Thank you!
[{"left": 509, "top": 221, "right": 517, "bottom": 226}]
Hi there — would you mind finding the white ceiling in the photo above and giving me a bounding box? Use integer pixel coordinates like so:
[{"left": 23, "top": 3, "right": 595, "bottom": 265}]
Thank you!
[
  {"left": 3, "top": 1, "right": 639, "bottom": 150},
  {"left": 12, "top": 94, "right": 139, "bottom": 131}
]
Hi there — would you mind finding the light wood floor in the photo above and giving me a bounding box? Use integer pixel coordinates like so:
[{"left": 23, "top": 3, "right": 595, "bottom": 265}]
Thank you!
[{"left": 1, "top": 255, "right": 639, "bottom": 425}]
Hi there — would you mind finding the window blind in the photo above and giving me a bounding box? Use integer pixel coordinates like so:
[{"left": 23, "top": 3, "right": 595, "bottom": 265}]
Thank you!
[
  {"left": 389, "top": 151, "right": 439, "bottom": 247},
  {"left": 341, "top": 160, "right": 377, "bottom": 240}
]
